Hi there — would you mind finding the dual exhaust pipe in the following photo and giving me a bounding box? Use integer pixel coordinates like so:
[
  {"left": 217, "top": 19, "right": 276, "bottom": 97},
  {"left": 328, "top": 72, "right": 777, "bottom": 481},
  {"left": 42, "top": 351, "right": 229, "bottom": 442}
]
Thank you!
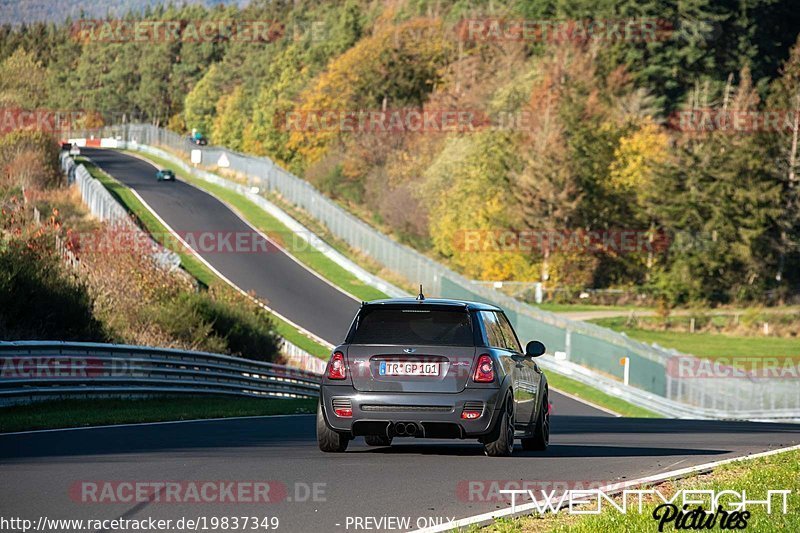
[{"left": 393, "top": 422, "right": 419, "bottom": 436}]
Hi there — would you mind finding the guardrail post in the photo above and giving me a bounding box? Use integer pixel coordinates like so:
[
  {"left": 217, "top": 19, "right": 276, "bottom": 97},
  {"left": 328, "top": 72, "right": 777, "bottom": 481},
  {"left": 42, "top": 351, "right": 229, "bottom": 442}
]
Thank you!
[
  {"left": 620, "top": 356, "right": 630, "bottom": 386},
  {"left": 665, "top": 369, "right": 672, "bottom": 400}
]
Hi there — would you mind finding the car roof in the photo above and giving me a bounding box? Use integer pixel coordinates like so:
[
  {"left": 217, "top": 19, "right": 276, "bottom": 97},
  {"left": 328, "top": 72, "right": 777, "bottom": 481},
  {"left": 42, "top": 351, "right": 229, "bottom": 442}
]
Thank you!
[{"left": 363, "top": 297, "right": 502, "bottom": 312}]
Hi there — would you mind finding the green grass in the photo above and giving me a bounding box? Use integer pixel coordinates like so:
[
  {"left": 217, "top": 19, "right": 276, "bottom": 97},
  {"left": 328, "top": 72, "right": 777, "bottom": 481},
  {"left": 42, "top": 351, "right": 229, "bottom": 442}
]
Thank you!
[
  {"left": 77, "top": 157, "right": 330, "bottom": 359},
  {"left": 490, "top": 448, "right": 800, "bottom": 532},
  {"left": 121, "top": 150, "right": 388, "bottom": 302},
  {"left": 270, "top": 315, "right": 329, "bottom": 357},
  {"left": 0, "top": 397, "right": 316, "bottom": 433},
  {"left": 535, "top": 303, "right": 654, "bottom": 313},
  {"left": 592, "top": 317, "right": 800, "bottom": 358},
  {"left": 546, "top": 371, "right": 660, "bottom": 418}
]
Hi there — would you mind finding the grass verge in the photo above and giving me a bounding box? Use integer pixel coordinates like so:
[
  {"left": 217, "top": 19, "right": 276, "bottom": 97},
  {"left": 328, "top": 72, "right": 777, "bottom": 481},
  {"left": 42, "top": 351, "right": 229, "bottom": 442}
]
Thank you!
[
  {"left": 591, "top": 317, "right": 800, "bottom": 359},
  {"left": 536, "top": 303, "right": 654, "bottom": 313},
  {"left": 546, "top": 371, "right": 660, "bottom": 418},
  {"left": 480, "top": 448, "right": 800, "bottom": 532},
  {"left": 0, "top": 397, "right": 316, "bottom": 433},
  {"left": 77, "top": 157, "right": 330, "bottom": 358},
  {"left": 121, "top": 150, "right": 388, "bottom": 302}
]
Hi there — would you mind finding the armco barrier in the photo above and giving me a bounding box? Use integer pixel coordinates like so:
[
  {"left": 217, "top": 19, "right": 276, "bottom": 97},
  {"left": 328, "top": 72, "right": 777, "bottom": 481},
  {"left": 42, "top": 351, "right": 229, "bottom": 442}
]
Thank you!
[
  {"left": 60, "top": 152, "right": 181, "bottom": 271},
  {"left": 0, "top": 341, "right": 321, "bottom": 406},
  {"left": 65, "top": 126, "right": 800, "bottom": 421}
]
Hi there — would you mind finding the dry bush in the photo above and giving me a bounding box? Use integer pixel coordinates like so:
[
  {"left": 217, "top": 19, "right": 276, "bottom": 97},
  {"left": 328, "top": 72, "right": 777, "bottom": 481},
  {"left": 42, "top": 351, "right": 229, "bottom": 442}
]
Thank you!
[
  {"left": 78, "top": 232, "right": 194, "bottom": 347},
  {"left": 0, "top": 130, "right": 60, "bottom": 191},
  {"left": 11, "top": 149, "right": 52, "bottom": 188}
]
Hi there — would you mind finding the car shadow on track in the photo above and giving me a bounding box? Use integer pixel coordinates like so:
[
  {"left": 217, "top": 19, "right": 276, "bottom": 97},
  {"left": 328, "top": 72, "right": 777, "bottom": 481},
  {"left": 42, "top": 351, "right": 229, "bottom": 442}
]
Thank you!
[{"left": 351, "top": 442, "right": 728, "bottom": 458}]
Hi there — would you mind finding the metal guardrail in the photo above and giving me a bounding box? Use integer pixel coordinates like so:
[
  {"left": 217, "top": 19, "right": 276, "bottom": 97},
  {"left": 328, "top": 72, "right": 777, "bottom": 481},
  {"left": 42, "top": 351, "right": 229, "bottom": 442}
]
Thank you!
[
  {"left": 60, "top": 153, "right": 181, "bottom": 270},
  {"left": 0, "top": 341, "right": 321, "bottom": 406},
  {"left": 538, "top": 358, "right": 800, "bottom": 422}
]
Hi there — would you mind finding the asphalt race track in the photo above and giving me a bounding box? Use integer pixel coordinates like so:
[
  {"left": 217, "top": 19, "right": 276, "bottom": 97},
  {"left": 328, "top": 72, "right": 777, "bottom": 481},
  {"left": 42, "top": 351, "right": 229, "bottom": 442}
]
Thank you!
[
  {"left": 1, "top": 148, "right": 797, "bottom": 532},
  {"left": 83, "top": 147, "right": 359, "bottom": 344},
  {"left": 2, "top": 416, "right": 800, "bottom": 532}
]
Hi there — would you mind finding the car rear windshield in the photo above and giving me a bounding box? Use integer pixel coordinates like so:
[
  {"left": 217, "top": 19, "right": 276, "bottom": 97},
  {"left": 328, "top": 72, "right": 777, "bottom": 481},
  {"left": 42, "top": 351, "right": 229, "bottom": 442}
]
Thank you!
[{"left": 350, "top": 307, "right": 474, "bottom": 346}]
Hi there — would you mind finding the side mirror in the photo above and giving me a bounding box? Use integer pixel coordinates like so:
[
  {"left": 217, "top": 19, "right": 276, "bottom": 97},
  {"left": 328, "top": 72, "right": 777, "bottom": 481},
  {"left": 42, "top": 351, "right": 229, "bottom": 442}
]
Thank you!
[{"left": 525, "top": 340, "right": 546, "bottom": 358}]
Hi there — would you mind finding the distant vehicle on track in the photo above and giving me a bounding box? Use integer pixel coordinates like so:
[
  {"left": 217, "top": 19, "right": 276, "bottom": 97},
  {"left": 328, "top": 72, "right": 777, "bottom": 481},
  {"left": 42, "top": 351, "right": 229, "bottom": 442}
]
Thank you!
[
  {"left": 188, "top": 128, "right": 207, "bottom": 146},
  {"left": 156, "top": 169, "right": 175, "bottom": 181},
  {"left": 317, "top": 293, "right": 550, "bottom": 456}
]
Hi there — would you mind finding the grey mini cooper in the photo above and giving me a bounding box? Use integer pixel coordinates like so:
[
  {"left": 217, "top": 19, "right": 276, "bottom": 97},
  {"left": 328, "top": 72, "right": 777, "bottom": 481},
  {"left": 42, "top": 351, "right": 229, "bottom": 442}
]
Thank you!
[{"left": 317, "top": 296, "right": 550, "bottom": 456}]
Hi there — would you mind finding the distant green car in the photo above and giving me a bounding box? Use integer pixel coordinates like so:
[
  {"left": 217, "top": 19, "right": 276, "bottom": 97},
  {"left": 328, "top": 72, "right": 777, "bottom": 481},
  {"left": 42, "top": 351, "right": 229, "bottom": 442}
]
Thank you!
[{"left": 156, "top": 169, "right": 175, "bottom": 181}]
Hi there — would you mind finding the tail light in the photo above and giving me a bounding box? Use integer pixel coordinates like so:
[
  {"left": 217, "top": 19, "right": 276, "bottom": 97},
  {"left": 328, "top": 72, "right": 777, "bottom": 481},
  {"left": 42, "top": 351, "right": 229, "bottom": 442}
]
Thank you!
[
  {"left": 327, "top": 351, "right": 346, "bottom": 380},
  {"left": 473, "top": 354, "right": 494, "bottom": 383},
  {"left": 332, "top": 398, "right": 352, "bottom": 418},
  {"left": 462, "top": 401, "right": 484, "bottom": 419}
]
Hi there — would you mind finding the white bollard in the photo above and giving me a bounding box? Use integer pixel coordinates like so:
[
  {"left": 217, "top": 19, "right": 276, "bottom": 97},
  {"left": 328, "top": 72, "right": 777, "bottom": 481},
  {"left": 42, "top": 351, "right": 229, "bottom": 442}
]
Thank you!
[{"left": 620, "top": 356, "right": 630, "bottom": 386}]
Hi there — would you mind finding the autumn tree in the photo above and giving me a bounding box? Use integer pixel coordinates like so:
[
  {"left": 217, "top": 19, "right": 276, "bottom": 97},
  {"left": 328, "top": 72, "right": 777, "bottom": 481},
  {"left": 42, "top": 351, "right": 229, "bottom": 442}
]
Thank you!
[
  {"left": 0, "top": 48, "right": 48, "bottom": 108},
  {"left": 764, "top": 35, "right": 800, "bottom": 298}
]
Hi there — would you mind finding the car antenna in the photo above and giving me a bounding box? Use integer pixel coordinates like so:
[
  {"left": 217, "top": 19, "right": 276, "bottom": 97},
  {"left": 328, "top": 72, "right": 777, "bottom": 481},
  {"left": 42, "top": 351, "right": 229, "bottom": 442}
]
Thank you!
[{"left": 416, "top": 284, "right": 425, "bottom": 301}]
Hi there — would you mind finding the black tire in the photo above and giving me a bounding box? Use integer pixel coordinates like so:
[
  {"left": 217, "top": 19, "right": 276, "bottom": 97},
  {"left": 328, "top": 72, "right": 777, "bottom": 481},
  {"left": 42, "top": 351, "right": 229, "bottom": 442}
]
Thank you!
[
  {"left": 522, "top": 392, "right": 549, "bottom": 451},
  {"left": 316, "top": 403, "right": 349, "bottom": 453},
  {"left": 364, "top": 435, "right": 393, "bottom": 447},
  {"left": 484, "top": 406, "right": 515, "bottom": 457}
]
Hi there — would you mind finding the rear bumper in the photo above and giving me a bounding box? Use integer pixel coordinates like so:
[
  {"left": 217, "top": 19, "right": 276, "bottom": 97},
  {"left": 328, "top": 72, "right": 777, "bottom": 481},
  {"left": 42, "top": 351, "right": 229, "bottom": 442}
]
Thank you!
[{"left": 320, "top": 384, "right": 505, "bottom": 438}]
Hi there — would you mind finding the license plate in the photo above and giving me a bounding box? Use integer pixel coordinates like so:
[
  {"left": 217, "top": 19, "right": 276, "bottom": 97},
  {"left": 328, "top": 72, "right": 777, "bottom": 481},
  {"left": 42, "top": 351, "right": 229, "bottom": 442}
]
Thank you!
[{"left": 379, "top": 361, "right": 440, "bottom": 376}]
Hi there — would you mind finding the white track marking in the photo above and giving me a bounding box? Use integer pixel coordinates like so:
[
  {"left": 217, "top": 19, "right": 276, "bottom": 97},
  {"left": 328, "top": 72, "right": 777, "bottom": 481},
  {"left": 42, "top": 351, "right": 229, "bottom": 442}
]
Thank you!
[{"left": 549, "top": 386, "right": 622, "bottom": 417}]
